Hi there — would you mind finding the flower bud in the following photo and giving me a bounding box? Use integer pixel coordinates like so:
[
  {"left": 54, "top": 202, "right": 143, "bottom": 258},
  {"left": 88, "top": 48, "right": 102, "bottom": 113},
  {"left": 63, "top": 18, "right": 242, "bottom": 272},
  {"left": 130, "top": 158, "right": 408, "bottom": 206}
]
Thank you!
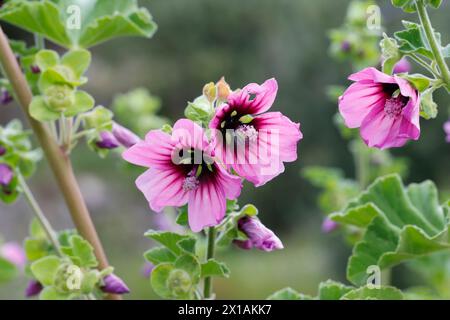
[
  {"left": 142, "top": 262, "right": 154, "bottom": 278},
  {"left": 54, "top": 263, "right": 78, "bottom": 293},
  {"left": 25, "top": 280, "right": 43, "bottom": 298},
  {"left": 217, "top": 77, "right": 231, "bottom": 101},
  {"left": 236, "top": 216, "right": 283, "bottom": 252},
  {"left": 1, "top": 88, "right": 13, "bottom": 105},
  {"left": 341, "top": 40, "right": 351, "bottom": 53},
  {"left": 96, "top": 131, "right": 120, "bottom": 150},
  {"left": 444, "top": 119, "right": 450, "bottom": 143},
  {"left": 0, "top": 242, "right": 26, "bottom": 268},
  {"left": 233, "top": 239, "right": 253, "bottom": 250},
  {"left": 0, "top": 145, "right": 6, "bottom": 156},
  {"left": 0, "top": 163, "right": 13, "bottom": 187},
  {"left": 44, "top": 85, "right": 75, "bottom": 111},
  {"left": 30, "top": 65, "right": 41, "bottom": 74},
  {"left": 112, "top": 123, "right": 141, "bottom": 148},
  {"left": 101, "top": 274, "right": 130, "bottom": 294},
  {"left": 167, "top": 269, "right": 191, "bottom": 298},
  {"left": 321, "top": 217, "right": 339, "bottom": 233},
  {"left": 203, "top": 82, "right": 217, "bottom": 103},
  {"left": 393, "top": 57, "right": 411, "bottom": 74}
]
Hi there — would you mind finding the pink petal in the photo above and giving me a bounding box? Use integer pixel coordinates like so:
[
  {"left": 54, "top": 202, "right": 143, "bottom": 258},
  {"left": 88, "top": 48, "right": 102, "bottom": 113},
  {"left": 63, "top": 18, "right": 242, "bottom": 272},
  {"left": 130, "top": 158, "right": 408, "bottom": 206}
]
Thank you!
[
  {"left": 228, "top": 78, "right": 278, "bottom": 115},
  {"left": 214, "top": 164, "right": 243, "bottom": 200},
  {"left": 136, "top": 168, "right": 189, "bottom": 212},
  {"left": 360, "top": 106, "right": 398, "bottom": 149},
  {"left": 348, "top": 67, "right": 396, "bottom": 84},
  {"left": 172, "top": 119, "right": 209, "bottom": 151},
  {"left": 122, "top": 130, "right": 174, "bottom": 169},
  {"left": 188, "top": 178, "right": 227, "bottom": 232},
  {"left": 339, "top": 82, "right": 386, "bottom": 128},
  {"left": 252, "top": 112, "right": 302, "bottom": 162}
]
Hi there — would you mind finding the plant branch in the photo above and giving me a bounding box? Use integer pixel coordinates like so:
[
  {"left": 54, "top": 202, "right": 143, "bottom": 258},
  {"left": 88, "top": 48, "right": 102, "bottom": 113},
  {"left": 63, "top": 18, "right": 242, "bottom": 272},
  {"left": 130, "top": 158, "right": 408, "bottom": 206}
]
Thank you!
[
  {"left": 18, "top": 173, "right": 63, "bottom": 257},
  {"left": 416, "top": 0, "right": 450, "bottom": 89},
  {"left": 203, "top": 227, "right": 217, "bottom": 299},
  {"left": 0, "top": 26, "right": 120, "bottom": 300}
]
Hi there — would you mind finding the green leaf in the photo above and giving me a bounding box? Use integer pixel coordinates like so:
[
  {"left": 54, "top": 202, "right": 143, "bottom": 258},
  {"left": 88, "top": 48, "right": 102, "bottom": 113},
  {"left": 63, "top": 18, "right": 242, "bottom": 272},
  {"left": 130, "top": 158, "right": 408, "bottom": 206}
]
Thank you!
[
  {"left": 176, "top": 207, "right": 188, "bottom": 226},
  {"left": 380, "top": 34, "right": 401, "bottom": 75},
  {"left": 35, "top": 50, "right": 59, "bottom": 70},
  {"left": 0, "top": 257, "right": 18, "bottom": 283},
  {"left": 29, "top": 96, "right": 60, "bottom": 122},
  {"left": 144, "top": 247, "right": 176, "bottom": 265},
  {"left": 24, "top": 238, "right": 49, "bottom": 262},
  {"left": 394, "top": 21, "right": 433, "bottom": 59},
  {"left": 419, "top": 88, "right": 438, "bottom": 119},
  {"left": 239, "top": 204, "right": 258, "bottom": 217},
  {"left": 174, "top": 254, "right": 201, "bottom": 284},
  {"left": 30, "top": 256, "right": 62, "bottom": 286},
  {"left": 63, "top": 91, "right": 95, "bottom": 117},
  {"left": 69, "top": 235, "right": 98, "bottom": 268},
  {"left": 150, "top": 263, "right": 175, "bottom": 299},
  {"left": 29, "top": 218, "right": 47, "bottom": 239},
  {"left": 184, "top": 96, "right": 214, "bottom": 125},
  {"left": 318, "top": 280, "right": 354, "bottom": 300},
  {"left": 61, "top": 49, "right": 91, "bottom": 78},
  {"left": 0, "top": 0, "right": 157, "bottom": 49},
  {"left": 267, "top": 287, "right": 312, "bottom": 300},
  {"left": 144, "top": 230, "right": 193, "bottom": 256},
  {"left": 82, "top": 106, "right": 113, "bottom": 130},
  {"left": 400, "top": 74, "right": 431, "bottom": 92},
  {"left": 39, "top": 286, "right": 73, "bottom": 300},
  {"left": 80, "top": 270, "right": 100, "bottom": 294},
  {"left": 201, "top": 259, "right": 230, "bottom": 278},
  {"left": 391, "top": 0, "right": 417, "bottom": 13},
  {"left": 177, "top": 238, "right": 196, "bottom": 254},
  {"left": 341, "top": 286, "right": 404, "bottom": 300},
  {"left": 331, "top": 175, "right": 450, "bottom": 286}
]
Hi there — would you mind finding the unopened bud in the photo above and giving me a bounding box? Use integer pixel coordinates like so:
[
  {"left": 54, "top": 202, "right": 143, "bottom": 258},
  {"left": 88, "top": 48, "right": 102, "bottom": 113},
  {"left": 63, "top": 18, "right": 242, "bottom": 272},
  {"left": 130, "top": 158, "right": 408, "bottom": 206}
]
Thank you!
[
  {"left": 203, "top": 82, "right": 216, "bottom": 103},
  {"left": 217, "top": 77, "right": 231, "bottom": 101}
]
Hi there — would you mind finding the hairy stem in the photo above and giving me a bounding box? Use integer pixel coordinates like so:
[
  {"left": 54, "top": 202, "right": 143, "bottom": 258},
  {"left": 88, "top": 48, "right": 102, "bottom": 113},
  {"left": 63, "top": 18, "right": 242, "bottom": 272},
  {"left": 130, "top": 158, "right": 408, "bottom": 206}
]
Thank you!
[
  {"left": 416, "top": 0, "right": 450, "bottom": 89},
  {"left": 353, "top": 140, "right": 370, "bottom": 190},
  {"left": 203, "top": 227, "right": 217, "bottom": 299},
  {"left": 0, "top": 26, "right": 120, "bottom": 300},
  {"left": 18, "top": 173, "right": 63, "bottom": 257}
]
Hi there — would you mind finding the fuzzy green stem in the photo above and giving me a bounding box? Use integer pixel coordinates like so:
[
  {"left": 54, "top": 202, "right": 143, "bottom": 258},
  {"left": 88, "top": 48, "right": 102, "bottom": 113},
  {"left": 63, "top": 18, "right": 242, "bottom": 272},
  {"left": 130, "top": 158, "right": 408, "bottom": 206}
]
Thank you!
[
  {"left": 0, "top": 26, "right": 120, "bottom": 300},
  {"left": 203, "top": 227, "right": 217, "bottom": 299},
  {"left": 354, "top": 140, "right": 370, "bottom": 190},
  {"left": 18, "top": 173, "right": 63, "bottom": 257},
  {"left": 34, "top": 34, "right": 44, "bottom": 51},
  {"left": 416, "top": 1, "right": 450, "bottom": 89}
]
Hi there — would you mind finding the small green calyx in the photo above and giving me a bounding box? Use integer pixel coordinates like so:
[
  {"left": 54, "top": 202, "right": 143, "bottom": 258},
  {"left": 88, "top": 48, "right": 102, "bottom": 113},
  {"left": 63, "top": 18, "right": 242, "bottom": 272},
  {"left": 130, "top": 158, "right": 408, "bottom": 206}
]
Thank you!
[
  {"left": 53, "top": 262, "right": 82, "bottom": 294},
  {"left": 44, "top": 85, "right": 75, "bottom": 111},
  {"left": 167, "top": 269, "right": 192, "bottom": 297}
]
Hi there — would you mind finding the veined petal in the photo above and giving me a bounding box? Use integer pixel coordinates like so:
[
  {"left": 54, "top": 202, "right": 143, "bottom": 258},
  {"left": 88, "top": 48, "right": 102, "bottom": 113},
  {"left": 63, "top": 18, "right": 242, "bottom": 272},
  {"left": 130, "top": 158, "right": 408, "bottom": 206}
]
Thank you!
[
  {"left": 173, "top": 118, "right": 210, "bottom": 151},
  {"left": 188, "top": 177, "right": 227, "bottom": 232},
  {"left": 122, "top": 130, "right": 174, "bottom": 169},
  {"left": 228, "top": 78, "right": 278, "bottom": 115},
  {"left": 136, "top": 168, "right": 189, "bottom": 212},
  {"left": 348, "top": 67, "right": 396, "bottom": 84}
]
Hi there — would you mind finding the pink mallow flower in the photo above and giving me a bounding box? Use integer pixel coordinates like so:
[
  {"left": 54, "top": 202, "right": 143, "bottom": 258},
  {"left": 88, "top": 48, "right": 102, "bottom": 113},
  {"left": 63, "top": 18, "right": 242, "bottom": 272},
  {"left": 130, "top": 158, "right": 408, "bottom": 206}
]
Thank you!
[
  {"left": 234, "top": 216, "right": 283, "bottom": 252},
  {"left": 321, "top": 217, "right": 339, "bottom": 233},
  {"left": 209, "top": 78, "right": 302, "bottom": 187},
  {"left": 0, "top": 242, "right": 26, "bottom": 269},
  {"left": 444, "top": 120, "right": 450, "bottom": 143},
  {"left": 123, "top": 119, "right": 242, "bottom": 232},
  {"left": 25, "top": 280, "right": 43, "bottom": 298},
  {"left": 339, "top": 67, "right": 420, "bottom": 149}
]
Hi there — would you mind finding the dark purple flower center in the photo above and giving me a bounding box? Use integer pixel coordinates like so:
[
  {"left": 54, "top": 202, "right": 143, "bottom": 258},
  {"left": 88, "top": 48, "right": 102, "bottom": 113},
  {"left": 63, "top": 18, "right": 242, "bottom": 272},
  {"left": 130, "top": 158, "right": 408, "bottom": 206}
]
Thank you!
[
  {"left": 382, "top": 84, "right": 409, "bottom": 118},
  {"left": 174, "top": 148, "right": 215, "bottom": 191}
]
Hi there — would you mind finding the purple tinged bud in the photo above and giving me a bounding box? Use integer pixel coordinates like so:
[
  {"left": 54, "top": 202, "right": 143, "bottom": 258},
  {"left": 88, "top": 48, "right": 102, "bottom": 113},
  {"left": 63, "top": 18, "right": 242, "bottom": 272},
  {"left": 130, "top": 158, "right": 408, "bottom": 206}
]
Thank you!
[
  {"left": 112, "top": 123, "right": 141, "bottom": 148},
  {"left": 236, "top": 217, "right": 284, "bottom": 252},
  {"left": 101, "top": 274, "right": 130, "bottom": 294},
  {"left": 393, "top": 57, "right": 411, "bottom": 74},
  {"left": 25, "top": 280, "right": 43, "bottom": 298},
  {"left": 0, "top": 242, "right": 26, "bottom": 268},
  {"left": 0, "top": 145, "right": 6, "bottom": 156},
  {"left": 96, "top": 131, "right": 120, "bottom": 149},
  {"left": 341, "top": 41, "right": 351, "bottom": 53},
  {"left": 233, "top": 239, "right": 253, "bottom": 250},
  {"left": 30, "top": 65, "right": 41, "bottom": 74},
  {"left": 0, "top": 163, "right": 13, "bottom": 187},
  {"left": 1, "top": 89, "right": 13, "bottom": 105},
  {"left": 321, "top": 217, "right": 339, "bottom": 233},
  {"left": 444, "top": 119, "right": 450, "bottom": 143}
]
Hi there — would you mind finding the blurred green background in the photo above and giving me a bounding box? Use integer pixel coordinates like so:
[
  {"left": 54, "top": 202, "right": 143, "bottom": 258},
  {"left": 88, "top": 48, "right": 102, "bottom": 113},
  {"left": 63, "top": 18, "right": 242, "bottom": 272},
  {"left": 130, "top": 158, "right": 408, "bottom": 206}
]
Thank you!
[{"left": 0, "top": 0, "right": 449, "bottom": 299}]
